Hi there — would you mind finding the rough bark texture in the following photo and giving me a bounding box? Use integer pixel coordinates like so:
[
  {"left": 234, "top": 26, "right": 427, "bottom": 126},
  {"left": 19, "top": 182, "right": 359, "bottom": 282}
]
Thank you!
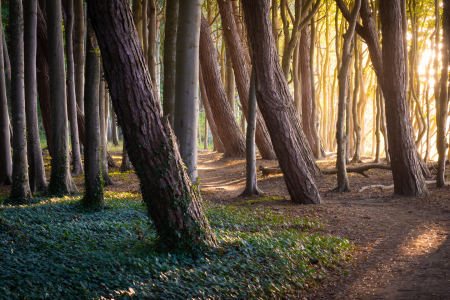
[
  {"left": 0, "top": 6, "right": 12, "bottom": 187},
  {"left": 74, "top": 0, "right": 85, "bottom": 113},
  {"left": 9, "top": 0, "right": 32, "bottom": 202},
  {"left": 162, "top": 0, "right": 178, "bottom": 127},
  {"left": 88, "top": 0, "right": 217, "bottom": 251},
  {"left": 24, "top": 0, "right": 48, "bottom": 193},
  {"left": 199, "top": 14, "right": 246, "bottom": 158},
  {"left": 82, "top": 25, "right": 104, "bottom": 208},
  {"left": 47, "top": 0, "right": 77, "bottom": 196},
  {"left": 243, "top": 0, "right": 322, "bottom": 205},
  {"left": 218, "top": 0, "right": 277, "bottom": 160},
  {"left": 379, "top": 0, "right": 427, "bottom": 196},
  {"left": 66, "top": 0, "right": 83, "bottom": 175}
]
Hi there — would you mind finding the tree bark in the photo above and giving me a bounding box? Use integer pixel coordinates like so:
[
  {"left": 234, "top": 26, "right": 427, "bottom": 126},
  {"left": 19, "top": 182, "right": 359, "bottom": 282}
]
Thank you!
[
  {"left": 74, "top": 0, "right": 85, "bottom": 113},
  {"left": 24, "top": 0, "right": 48, "bottom": 193},
  {"left": 2, "top": 24, "right": 11, "bottom": 103},
  {"left": 148, "top": 0, "right": 158, "bottom": 96},
  {"left": 199, "top": 14, "right": 246, "bottom": 158},
  {"left": 9, "top": 0, "right": 32, "bottom": 203},
  {"left": 99, "top": 70, "right": 114, "bottom": 186},
  {"left": 111, "top": 104, "right": 119, "bottom": 146},
  {"left": 310, "top": 16, "right": 322, "bottom": 159},
  {"left": 47, "top": 0, "right": 77, "bottom": 196},
  {"left": 162, "top": 0, "right": 178, "bottom": 127},
  {"left": 243, "top": 0, "right": 322, "bottom": 204},
  {"left": 132, "top": 0, "right": 143, "bottom": 47},
  {"left": 217, "top": 0, "right": 277, "bottom": 160},
  {"left": 88, "top": 0, "right": 217, "bottom": 251},
  {"left": 0, "top": 5, "right": 12, "bottom": 187},
  {"left": 66, "top": 0, "right": 83, "bottom": 175},
  {"left": 351, "top": 37, "right": 362, "bottom": 163}
]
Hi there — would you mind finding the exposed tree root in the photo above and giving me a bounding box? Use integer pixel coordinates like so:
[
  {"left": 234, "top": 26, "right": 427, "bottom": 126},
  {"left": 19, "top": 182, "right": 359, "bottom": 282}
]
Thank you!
[{"left": 359, "top": 180, "right": 447, "bottom": 192}]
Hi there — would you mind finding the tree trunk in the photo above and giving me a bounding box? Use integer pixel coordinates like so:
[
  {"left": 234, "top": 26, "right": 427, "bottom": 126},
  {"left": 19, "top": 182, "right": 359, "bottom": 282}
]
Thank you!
[
  {"left": 243, "top": 0, "right": 322, "bottom": 205},
  {"left": 148, "top": 0, "right": 158, "bottom": 96},
  {"left": 0, "top": 6, "right": 12, "bottom": 187},
  {"left": 142, "top": 0, "right": 148, "bottom": 64},
  {"left": 162, "top": 0, "right": 178, "bottom": 127},
  {"left": 88, "top": 0, "right": 217, "bottom": 251},
  {"left": 66, "top": 0, "right": 83, "bottom": 175},
  {"left": 47, "top": 0, "right": 77, "bottom": 196},
  {"left": 374, "top": 85, "right": 381, "bottom": 162},
  {"left": 240, "top": 67, "right": 262, "bottom": 196},
  {"left": 9, "top": 0, "right": 32, "bottom": 203},
  {"left": 379, "top": 0, "right": 427, "bottom": 196},
  {"left": 217, "top": 0, "right": 277, "bottom": 160},
  {"left": 199, "top": 68, "right": 225, "bottom": 153},
  {"left": 99, "top": 71, "right": 114, "bottom": 186},
  {"left": 310, "top": 16, "right": 322, "bottom": 159},
  {"left": 437, "top": 1, "right": 450, "bottom": 187},
  {"left": 173, "top": 0, "right": 201, "bottom": 183},
  {"left": 24, "top": 0, "right": 48, "bottom": 193},
  {"left": 225, "top": 42, "right": 236, "bottom": 116},
  {"left": 120, "top": 142, "right": 133, "bottom": 172},
  {"left": 2, "top": 24, "right": 11, "bottom": 102},
  {"left": 82, "top": 23, "right": 104, "bottom": 208},
  {"left": 74, "top": 0, "right": 85, "bottom": 113},
  {"left": 132, "top": 0, "right": 143, "bottom": 47},
  {"left": 199, "top": 14, "right": 246, "bottom": 158},
  {"left": 351, "top": 37, "right": 362, "bottom": 163},
  {"left": 111, "top": 104, "right": 119, "bottom": 146}
]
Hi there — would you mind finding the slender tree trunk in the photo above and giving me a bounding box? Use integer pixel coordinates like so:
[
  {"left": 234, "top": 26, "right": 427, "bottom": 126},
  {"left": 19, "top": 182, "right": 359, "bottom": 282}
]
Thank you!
[
  {"left": 47, "top": 0, "right": 77, "bottom": 196},
  {"left": 111, "top": 104, "right": 119, "bottom": 146},
  {"left": 66, "top": 0, "right": 83, "bottom": 175},
  {"left": 2, "top": 24, "right": 11, "bottom": 102},
  {"left": 225, "top": 42, "right": 236, "bottom": 116},
  {"left": 9, "top": 0, "right": 32, "bottom": 202},
  {"left": 0, "top": 7, "right": 12, "bottom": 187},
  {"left": 272, "top": 0, "right": 279, "bottom": 55},
  {"left": 351, "top": 37, "right": 362, "bottom": 163},
  {"left": 120, "top": 143, "right": 133, "bottom": 172},
  {"left": 240, "top": 67, "right": 262, "bottom": 196},
  {"left": 374, "top": 85, "right": 381, "bottom": 162},
  {"left": 142, "top": 0, "right": 148, "bottom": 64},
  {"left": 99, "top": 71, "right": 114, "bottom": 186},
  {"left": 217, "top": 0, "right": 277, "bottom": 160},
  {"left": 199, "top": 14, "right": 246, "bottom": 158},
  {"left": 148, "top": 0, "right": 158, "bottom": 95},
  {"left": 174, "top": 0, "right": 202, "bottom": 183},
  {"left": 437, "top": 1, "right": 450, "bottom": 187},
  {"left": 74, "top": 0, "right": 85, "bottom": 113},
  {"left": 293, "top": 41, "right": 301, "bottom": 116},
  {"left": 310, "top": 16, "right": 322, "bottom": 159},
  {"left": 24, "top": 0, "right": 47, "bottom": 192},
  {"left": 82, "top": 23, "right": 104, "bottom": 208},
  {"left": 163, "top": 0, "right": 178, "bottom": 127},
  {"left": 88, "top": 0, "right": 217, "bottom": 251},
  {"left": 243, "top": 0, "right": 322, "bottom": 204},
  {"left": 132, "top": 0, "right": 143, "bottom": 47}
]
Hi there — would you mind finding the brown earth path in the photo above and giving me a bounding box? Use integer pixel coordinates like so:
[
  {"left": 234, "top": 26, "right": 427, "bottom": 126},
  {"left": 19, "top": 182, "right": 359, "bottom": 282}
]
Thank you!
[{"left": 197, "top": 150, "right": 450, "bottom": 300}]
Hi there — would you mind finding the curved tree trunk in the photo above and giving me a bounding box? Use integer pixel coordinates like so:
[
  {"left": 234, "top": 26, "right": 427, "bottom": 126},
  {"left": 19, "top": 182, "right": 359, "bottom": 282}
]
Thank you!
[
  {"left": 0, "top": 6, "right": 12, "bottom": 187},
  {"left": 199, "top": 14, "right": 246, "bottom": 158},
  {"left": 163, "top": 0, "right": 178, "bottom": 127},
  {"left": 66, "top": 0, "right": 83, "bottom": 175},
  {"left": 47, "top": 0, "right": 77, "bottom": 196},
  {"left": 218, "top": 0, "right": 277, "bottom": 160},
  {"left": 88, "top": 0, "right": 217, "bottom": 251},
  {"left": 24, "top": 0, "right": 48, "bottom": 193},
  {"left": 243, "top": 0, "right": 322, "bottom": 205},
  {"left": 82, "top": 23, "right": 104, "bottom": 208},
  {"left": 9, "top": 0, "right": 32, "bottom": 203},
  {"left": 74, "top": 0, "right": 85, "bottom": 113}
]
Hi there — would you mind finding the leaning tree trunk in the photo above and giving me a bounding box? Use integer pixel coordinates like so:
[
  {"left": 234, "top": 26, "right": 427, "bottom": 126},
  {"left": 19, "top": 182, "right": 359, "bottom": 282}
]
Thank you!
[
  {"left": 46, "top": 0, "right": 77, "bottom": 196},
  {"left": 74, "top": 0, "right": 85, "bottom": 113},
  {"left": 0, "top": 5, "right": 12, "bottom": 187},
  {"left": 199, "top": 14, "right": 246, "bottom": 158},
  {"left": 334, "top": 0, "right": 361, "bottom": 192},
  {"left": 9, "top": 0, "right": 32, "bottom": 203},
  {"left": 173, "top": 0, "right": 201, "bottom": 183},
  {"left": 99, "top": 71, "right": 114, "bottom": 186},
  {"left": 218, "top": 0, "right": 277, "bottom": 160},
  {"left": 379, "top": 0, "right": 427, "bottom": 196},
  {"left": 437, "top": 1, "right": 450, "bottom": 187},
  {"left": 162, "top": 0, "right": 178, "bottom": 127},
  {"left": 66, "top": 0, "right": 83, "bottom": 175},
  {"left": 24, "top": 0, "right": 47, "bottom": 193},
  {"left": 243, "top": 0, "right": 322, "bottom": 205},
  {"left": 82, "top": 23, "right": 104, "bottom": 208},
  {"left": 88, "top": 0, "right": 217, "bottom": 251}
]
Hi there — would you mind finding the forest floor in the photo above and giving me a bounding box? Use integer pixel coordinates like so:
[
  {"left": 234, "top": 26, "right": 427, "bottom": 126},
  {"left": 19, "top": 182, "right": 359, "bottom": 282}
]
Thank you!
[{"left": 197, "top": 150, "right": 450, "bottom": 300}]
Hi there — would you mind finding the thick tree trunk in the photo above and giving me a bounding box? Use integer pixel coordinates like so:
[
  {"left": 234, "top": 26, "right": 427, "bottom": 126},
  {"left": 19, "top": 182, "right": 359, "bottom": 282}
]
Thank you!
[
  {"left": 9, "top": 0, "right": 32, "bottom": 203},
  {"left": 243, "top": 0, "right": 322, "bottom": 205},
  {"left": 162, "top": 0, "right": 178, "bottom": 127},
  {"left": 199, "top": 68, "right": 225, "bottom": 154},
  {"left": 24, "top": 0, "right": 48, "bottom": 193},
  {"left": 199, "top": 14, "right": 246, "bottom": 158},
  {"left": 88, "top": 0, "right": 217, "bottom": 251},
  {"left": 0, "top": 7, "right": 12, "bottom": 187},
  {"left": 217, "top": 0, "right": 277, "bottom": 160},
  {"left": 173, "top": 0, "right": 201, "bottom": 183},
  {"left": 379, "top": 0, "right": 427, "bottom": 196},
  {"left": 82, "top": 23, "right": 104, "bottom": 208},
  {"left": 47, "top": 0, "right": 77, "bottom": 196},
  {"left": 74, "top": 0, "right": 85, "bottom": 113},
  {"left": 66, "top": 0, "right": 83, "bottom": 175},
  {"left": 99, "top": 72, "right": 114, "bottom": 186}
]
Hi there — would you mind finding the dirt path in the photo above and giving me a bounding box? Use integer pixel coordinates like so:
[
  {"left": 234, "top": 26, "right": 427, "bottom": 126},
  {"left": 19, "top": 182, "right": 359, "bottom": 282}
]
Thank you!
[{"left": 198, "top": 151, "right": 450, "bottom": 300}]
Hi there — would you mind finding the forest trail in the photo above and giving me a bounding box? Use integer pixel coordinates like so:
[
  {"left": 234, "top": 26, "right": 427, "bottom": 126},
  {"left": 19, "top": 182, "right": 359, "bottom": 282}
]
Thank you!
[{"left": 198, "top": 151, "right": 450, "bottom": 300}]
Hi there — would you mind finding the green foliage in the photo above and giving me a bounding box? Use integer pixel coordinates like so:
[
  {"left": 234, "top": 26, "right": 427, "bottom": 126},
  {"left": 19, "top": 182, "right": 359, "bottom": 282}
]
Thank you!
[{"left": 0, "top": 196, "right": 353, "bottom": 299}]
